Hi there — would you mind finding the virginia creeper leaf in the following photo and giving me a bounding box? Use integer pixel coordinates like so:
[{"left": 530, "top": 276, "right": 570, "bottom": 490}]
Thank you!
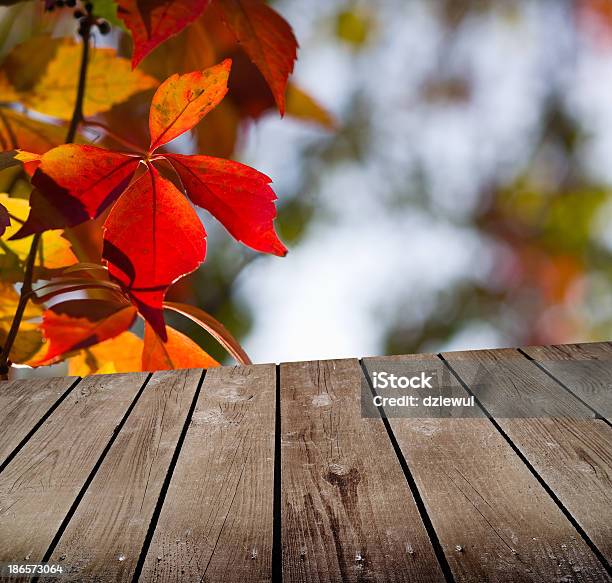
[
  {"left": 37, "top": 300, "right": 137, "bottom": 364},
  {"left": 117, "top": 0, "right": 212, "bottom": 68},
  {"left": 12, "top": 145, "right": 140, "bottom": 238},
  {"left": 102, "top": 166, "right": 206, "bottom": 340},
  {"left": 216, "top": 0, "right": 297, "bottom": 115},
  {"left": 166, "top": 153, "right": 287, "bottom": 256},
  {"left": 68, "top": 330, "right": 144, "bottom": 375},
  {"left": 142, "top": 322, "right": 219, "bottom": 371},
  {"left": 148, "top": 59, "right": 231, "bottom": 151},
  {"left": 22, "top": 41, "right": 157, "bottom": 120}
]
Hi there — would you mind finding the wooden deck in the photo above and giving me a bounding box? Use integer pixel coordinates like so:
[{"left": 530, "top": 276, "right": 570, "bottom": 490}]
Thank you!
[{"left": 0, "top": 342, "right": 611, "bottom": 582}]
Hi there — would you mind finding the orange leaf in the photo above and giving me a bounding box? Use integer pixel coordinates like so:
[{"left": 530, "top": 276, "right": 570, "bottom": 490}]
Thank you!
[
  {"left": 102, "top": 166, "right": 206, "bottom": 340},
  {"left": 117, "top": 0, "right": 212, "bottom": 67},
  {"left": 0, "top": 109, "right": 68, "bottom": 154},
  {"left": 37, "top": 300, "right": 136, "bottom": 364},
  {"left": 148, "top": 59, "right": 231, "bottom": 151},
  {"left": 142, "top": 322, "right": 219, "bottom": 370},
  {"left": 216, "top": 0, "right": 298, "bottom": 114},
  {"left": 13, "top": 145, "right": 140, "bottom": 238},
  {"left": 166, "top": 153, "right": 287, "bottom": 256},
  {"left": 67, "top": 331, "right": 144, "bottom": 375}
]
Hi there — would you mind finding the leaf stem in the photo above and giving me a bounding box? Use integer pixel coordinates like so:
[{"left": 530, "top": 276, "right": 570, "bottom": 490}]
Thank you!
[
  {"left": 0, "top": 22, "right": 92, "bottom": 379},
  {"left": 82, "top": 121, "right": 144, "bottom": 154}
]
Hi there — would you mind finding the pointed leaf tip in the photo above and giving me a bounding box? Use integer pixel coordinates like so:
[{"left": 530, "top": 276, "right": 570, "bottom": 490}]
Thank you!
[
  {"left": 148, "top": 60, "right": 232, "bottom": 151},
  {"left": 117, "top": 0, "right": 212, "bottom": 68}
]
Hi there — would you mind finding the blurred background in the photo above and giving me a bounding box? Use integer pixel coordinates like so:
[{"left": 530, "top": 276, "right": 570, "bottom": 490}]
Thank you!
[
  {"left": 3, "top": 0, "right": 612, "bottom": 366},
  {"left": 230, "top": 0, "right": 612, "bottom": 363}
]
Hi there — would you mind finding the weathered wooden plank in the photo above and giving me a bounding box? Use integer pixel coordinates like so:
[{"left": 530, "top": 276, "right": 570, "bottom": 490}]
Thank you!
[
  {"left": 280, "top": 359, "right": 445, "bottom": 583},
  {"left": 139, "top": 364, "right": 276, "bottom": 583},
  {"left": 0, "top": 372, "right": 148, "bottom": 564},
  {"left": 522, "top": 342, "right": 612, "bottom": 423},
  {"left": 363, "top": 353, "right": 611, "bottom": 582},
  {"left": 442, "top": 348, "right": 612, "bottom": 567},
  {"left": 0, "top": 376, "right": 78, "bottom": 467},
  {"left": 39, "top": 369, "right": 202, "bottom": 582}
]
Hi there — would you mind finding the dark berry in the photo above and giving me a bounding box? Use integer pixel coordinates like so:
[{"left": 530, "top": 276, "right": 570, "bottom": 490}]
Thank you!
[
  {"left": 85, "top": 2, "right": 93, "bottom": 13},
  {"left": 66, "top": 0, "right": 76, "bottom": 5},
  {"left": 97, "top": 19, "right": 111, "bottom": 35},
  {"left": 73, "top": 9, "right": 84, "bottom": 18}
]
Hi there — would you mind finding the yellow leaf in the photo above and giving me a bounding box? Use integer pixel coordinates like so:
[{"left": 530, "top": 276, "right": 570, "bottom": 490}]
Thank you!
[
  {"left": 67, "top": 331, "right": 144, "bottom": 376},
  {"left": 1, "top": 37, "right": 63, "bottom": 95},
  {"left": 0, "top": 193, "right": 77, "bottom": 271},
  {"left": 23, "top": 41, "right": 158, "bottom": 120},
  {"left": 285, "top": 83, "right": 336, "bottom": 130},
  {"left": 0, "top": 281, "right": 43, "bottom": 364}
]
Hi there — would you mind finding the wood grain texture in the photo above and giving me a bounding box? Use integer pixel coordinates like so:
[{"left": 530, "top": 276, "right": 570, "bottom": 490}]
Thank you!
[
  {"left": 364, "top": 353, "right": 611, "bottom": 582},
  {"left": 522, "top": 342, "right": 612, "bottom": 423},
  {"left": 140, "top": 364, "right": 276, "bottom": 583},
  {"left": 442, "top": 348, "right": 612, "bottom": 567},
  {"left": 40, "top": 369, "right": 202, "bottom": 582},
  {"left": 0, "top": 376, "right": 78, "bottom": 467},
  {"left": 280, "top": 358, "right": 445, "bottom": 583},
  {"left": 0, "top": 372, "right": 148, "bottom": 564}
]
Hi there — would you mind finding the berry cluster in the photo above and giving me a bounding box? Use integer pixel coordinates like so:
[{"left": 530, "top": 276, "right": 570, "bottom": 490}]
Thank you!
[
  {"left": 44, "top": 1, "right": 111, "bottom": 35},
  {"left": 45, "top": 0, "right": 77, "bottom": 9}
]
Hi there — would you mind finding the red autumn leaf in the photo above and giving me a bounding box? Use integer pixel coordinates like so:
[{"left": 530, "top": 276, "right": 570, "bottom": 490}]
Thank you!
[
  {"left": 142, "top": 321, "right": 219, "bottom": 370},
  {"left": 0, "top": 202, "right": 9, "bottom": 237},
  {"left": 36, "top": 299, "right": 137, "bottom": 364},
  {"left": 216, "top": 0, "right": 298, "bottom": 115},
  {"left": 166, "top": 153, "right": 287, "bottom": 256},
  {"left": 12, "top": 145, "right": 140, "bottom": 238},
  {"left": 102, "top": 166, "right": 206, "bottom": 340},
  {"left": 148, "top": 58, "right": 231, "bottom": 151},
  {"left": 117, "top": 0, "right": 212, "bottom": 68}
]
